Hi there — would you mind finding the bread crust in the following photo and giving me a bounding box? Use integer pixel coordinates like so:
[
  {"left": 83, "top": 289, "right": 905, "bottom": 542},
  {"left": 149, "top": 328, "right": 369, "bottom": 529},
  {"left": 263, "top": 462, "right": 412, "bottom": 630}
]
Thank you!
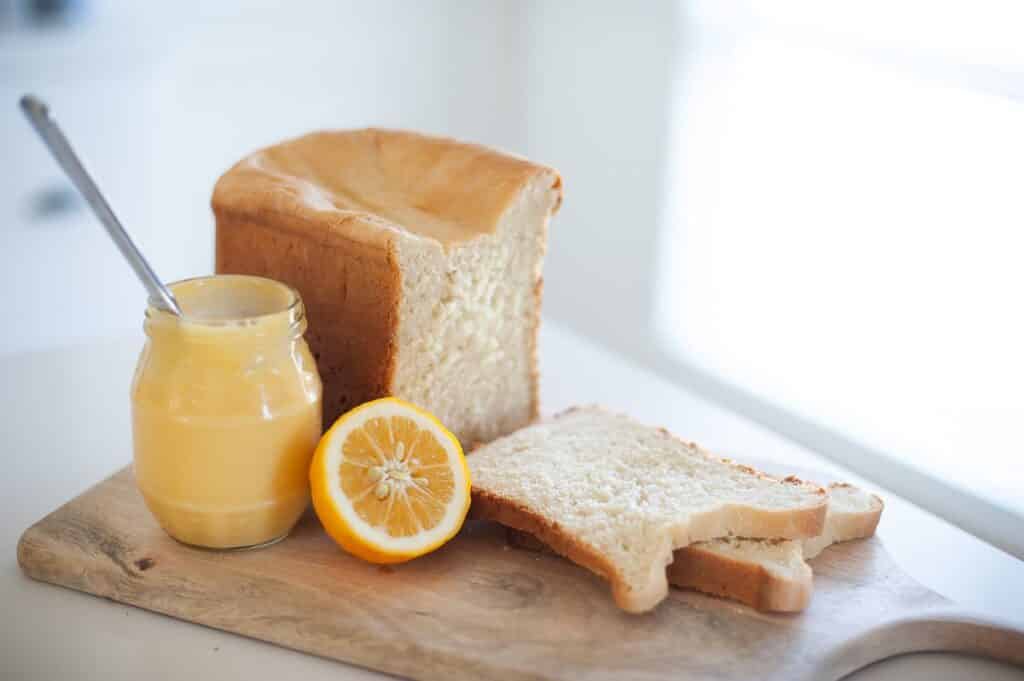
[
  {"left": 213, "top": 128, "right": 562, "bottom": 248},
  {"left": 828, "top": 483, "right": 884, "bottom": 539},
  {"left": 670, "top": 542, "right": 812, "bottom": 612},
  {"left": 506, "top": 528, "right": 812, "bottom": 612},
  {"left": 834, "top": 510, "right": 883, "bottom": 545},
  {"left": 470, "top": 489, "right": 623, "bottom": 588},
  {"left": 802, "top": 483, "right": 884, "bottom": 559},
  {"left": 215, "top": 212, "right": 400, "bottom": 424}
]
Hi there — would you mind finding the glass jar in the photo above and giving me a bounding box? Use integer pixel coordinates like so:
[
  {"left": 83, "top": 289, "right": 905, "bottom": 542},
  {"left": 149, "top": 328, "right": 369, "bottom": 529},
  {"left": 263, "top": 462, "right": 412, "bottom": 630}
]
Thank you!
[{"left": 131, "top": 275, "right": 322, "bottom": 549}]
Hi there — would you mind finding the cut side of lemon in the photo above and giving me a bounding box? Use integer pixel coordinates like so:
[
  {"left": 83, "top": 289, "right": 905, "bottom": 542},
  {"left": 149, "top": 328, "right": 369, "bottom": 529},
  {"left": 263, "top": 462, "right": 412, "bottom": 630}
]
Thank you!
[{"left": 310, "top": 397, "right": 471, "bottom": 564}]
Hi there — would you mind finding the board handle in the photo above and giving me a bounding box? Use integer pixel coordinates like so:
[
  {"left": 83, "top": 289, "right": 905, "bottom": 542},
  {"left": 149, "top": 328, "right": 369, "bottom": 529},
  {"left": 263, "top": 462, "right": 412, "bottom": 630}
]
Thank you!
[{"left": 818, "top": 607, "right": 1024, "bottom": 680}]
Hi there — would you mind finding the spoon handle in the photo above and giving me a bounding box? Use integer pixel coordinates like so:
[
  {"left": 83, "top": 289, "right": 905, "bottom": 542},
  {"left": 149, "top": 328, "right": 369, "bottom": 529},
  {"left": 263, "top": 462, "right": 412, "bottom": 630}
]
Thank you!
[{"left": 19, "top": 94, "right": 182, "bottom": 316}]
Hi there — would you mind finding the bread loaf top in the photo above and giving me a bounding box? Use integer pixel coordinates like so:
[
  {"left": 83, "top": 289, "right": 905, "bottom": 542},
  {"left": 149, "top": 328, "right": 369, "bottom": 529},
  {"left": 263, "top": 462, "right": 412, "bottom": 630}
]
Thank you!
[{"left": 212, "top": 128, "right": 562, "bottom": 249}]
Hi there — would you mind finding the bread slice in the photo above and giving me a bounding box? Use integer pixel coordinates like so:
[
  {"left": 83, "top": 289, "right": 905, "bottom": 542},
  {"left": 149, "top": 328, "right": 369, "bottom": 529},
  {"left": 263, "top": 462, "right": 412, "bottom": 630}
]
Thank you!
[
  {"left": 509, "top": 482, "right": 884, "bottom": 612},
  {"left": 800, "top": 482, "right": 883, "bottom": 559},
  {"left": 214, "top": 129, "right": 562, "bottom": 445},
  {"left": 468, "top": 406, "right": 828, "bottom": 613},
  {"left": 667, "top": 483, "right": 883, "bottom": 611}
]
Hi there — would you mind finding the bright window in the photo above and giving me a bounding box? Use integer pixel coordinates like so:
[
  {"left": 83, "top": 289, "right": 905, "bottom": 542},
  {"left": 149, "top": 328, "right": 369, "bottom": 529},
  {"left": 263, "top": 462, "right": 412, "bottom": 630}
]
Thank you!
[{"left": 657, "top": 2, "right": 1024, "bottom": 517}]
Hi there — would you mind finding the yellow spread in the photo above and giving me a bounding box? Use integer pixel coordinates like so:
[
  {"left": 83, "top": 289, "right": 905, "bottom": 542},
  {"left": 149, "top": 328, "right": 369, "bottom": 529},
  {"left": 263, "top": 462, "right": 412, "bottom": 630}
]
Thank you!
[{"left": 131, "top": 275, "right": 322, "bottom": 549}]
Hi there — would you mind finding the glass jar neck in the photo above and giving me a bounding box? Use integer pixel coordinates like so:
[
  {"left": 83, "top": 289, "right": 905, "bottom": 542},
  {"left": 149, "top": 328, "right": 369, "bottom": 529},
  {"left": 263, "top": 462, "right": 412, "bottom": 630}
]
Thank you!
[
  {"left": 143, "top": 275, "right": 307, "bottom": 350},
  {"left": 144, "top": 308, "right": 306, "bottom": 346}
]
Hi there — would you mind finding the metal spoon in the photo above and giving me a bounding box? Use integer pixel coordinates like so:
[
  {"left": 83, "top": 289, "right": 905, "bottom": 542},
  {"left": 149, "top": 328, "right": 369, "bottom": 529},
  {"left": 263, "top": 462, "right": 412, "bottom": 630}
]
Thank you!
[{"left": 19, "top": 94, "right": 182, "bottom": 316}]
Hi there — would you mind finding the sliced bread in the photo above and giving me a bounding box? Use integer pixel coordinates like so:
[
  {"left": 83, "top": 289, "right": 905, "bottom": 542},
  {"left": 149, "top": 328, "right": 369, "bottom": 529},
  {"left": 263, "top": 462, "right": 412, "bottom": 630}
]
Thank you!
[
  {"left": 801, "top": 482, "right": 884, "bottom": 559},
  {"left": 668, "top": 483, "right": 883, "bottom": 611},
  {"left": 509, "top": 482, "right": 884, "bottom": 612},
  {"left": 468, "top": 406, "right": 828, "bottom": 613}
]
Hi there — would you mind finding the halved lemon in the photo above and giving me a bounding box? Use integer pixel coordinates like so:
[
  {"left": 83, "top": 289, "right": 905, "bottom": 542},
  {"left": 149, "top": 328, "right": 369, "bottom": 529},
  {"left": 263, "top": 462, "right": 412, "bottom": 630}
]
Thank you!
[{"left": 310, "top": 397, "right": 471, "bottom": 564}]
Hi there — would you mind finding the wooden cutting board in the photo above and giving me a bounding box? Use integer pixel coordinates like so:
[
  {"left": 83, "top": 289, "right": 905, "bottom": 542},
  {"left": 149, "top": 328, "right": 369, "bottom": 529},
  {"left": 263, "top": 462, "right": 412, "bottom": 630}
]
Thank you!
[{"left": 17, "top": 466, "right": 1024, "bottom": 681}]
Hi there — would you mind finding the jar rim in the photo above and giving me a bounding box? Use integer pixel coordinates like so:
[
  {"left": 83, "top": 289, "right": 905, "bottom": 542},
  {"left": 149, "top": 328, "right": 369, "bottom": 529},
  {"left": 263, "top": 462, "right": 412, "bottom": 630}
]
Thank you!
[{"left": 147, "top": 274, "right": 303, "bottom": 328}]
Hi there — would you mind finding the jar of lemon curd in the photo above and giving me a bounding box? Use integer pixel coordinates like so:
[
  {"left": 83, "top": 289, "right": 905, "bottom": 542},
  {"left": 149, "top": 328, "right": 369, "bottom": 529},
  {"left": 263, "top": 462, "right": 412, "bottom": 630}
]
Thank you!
[{"left": 131, "top": 275, "right": 322, "bottom": 549}]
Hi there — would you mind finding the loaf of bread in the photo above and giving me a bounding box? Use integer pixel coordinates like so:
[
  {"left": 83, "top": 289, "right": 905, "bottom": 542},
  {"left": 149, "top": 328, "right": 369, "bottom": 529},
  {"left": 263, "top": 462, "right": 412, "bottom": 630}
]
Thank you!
[
  {"left": 213, "top": 129, "right": 562, "bottom": 446},
  {"left": 468, "top": 406, "right": 829, "bottom": 613}
]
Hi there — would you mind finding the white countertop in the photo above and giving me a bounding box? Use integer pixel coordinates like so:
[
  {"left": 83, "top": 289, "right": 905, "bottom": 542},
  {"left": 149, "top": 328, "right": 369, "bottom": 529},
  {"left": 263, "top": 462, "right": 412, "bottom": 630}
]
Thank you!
[{"left": 2, "top": 321, "right": 1022, "bottom": 680}]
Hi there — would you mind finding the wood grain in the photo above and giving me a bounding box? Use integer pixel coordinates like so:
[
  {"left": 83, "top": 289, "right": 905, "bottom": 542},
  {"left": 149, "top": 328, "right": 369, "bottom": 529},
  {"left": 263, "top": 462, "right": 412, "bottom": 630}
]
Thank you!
[{"left": 17, "top": 467, "right": 1024, "bottom": 681}]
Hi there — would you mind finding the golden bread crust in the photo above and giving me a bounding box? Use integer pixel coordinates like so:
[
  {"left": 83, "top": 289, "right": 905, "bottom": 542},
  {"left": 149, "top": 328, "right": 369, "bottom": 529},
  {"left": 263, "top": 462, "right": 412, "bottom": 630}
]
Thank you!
[
  {"left": 470, "top": 489, "right": 623, "bottom": 588},
  {"left": 670, "top": 542, "right": 812, "bottom": 612},
  {"left": 213, "top": 128, "right": 561, "bottom": 248},
  {"left": 506, "top": 527, "right": 813, "bottom": 612},
  {"left": 215, "top": 214, "right": 399, "bottom": 421},
  {"left": 508, "top": 528, "right": 812, "bottom": 612}
]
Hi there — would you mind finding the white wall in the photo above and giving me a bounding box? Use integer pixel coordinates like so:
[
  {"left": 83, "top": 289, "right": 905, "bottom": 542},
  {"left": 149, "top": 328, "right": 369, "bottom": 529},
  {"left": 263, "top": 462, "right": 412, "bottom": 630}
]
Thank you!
[
  {"left": 1, "top": 3, "right": 165, "bottom": 354},
  {"left": 521, "top": 1, "right": 679, "bottom": 360}
]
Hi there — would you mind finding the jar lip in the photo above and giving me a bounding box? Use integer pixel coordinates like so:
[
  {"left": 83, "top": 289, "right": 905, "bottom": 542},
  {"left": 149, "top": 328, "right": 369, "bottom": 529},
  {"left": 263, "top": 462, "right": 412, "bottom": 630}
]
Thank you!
[{"left": 147, "top": 274, "right": 303, "bottom": 328}]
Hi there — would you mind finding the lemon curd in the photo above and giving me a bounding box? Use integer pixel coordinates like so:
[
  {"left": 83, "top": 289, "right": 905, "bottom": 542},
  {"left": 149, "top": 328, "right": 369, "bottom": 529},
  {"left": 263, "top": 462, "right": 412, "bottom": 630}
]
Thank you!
[{"left": 131, "top": 275, "right": 322, "bottom": 549}]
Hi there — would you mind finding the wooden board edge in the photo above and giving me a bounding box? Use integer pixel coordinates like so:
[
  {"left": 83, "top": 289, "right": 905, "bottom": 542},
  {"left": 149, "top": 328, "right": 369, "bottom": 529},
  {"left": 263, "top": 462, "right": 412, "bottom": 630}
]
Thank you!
[
  {"left": 816, "top": 608, "right": 1024, "bottom": 679},
  {"left": 13, "top": 471, "right": 549, "bottom": 681},
  {"left": 18, "top": 467, "right": 134, "bottom": 583}
]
